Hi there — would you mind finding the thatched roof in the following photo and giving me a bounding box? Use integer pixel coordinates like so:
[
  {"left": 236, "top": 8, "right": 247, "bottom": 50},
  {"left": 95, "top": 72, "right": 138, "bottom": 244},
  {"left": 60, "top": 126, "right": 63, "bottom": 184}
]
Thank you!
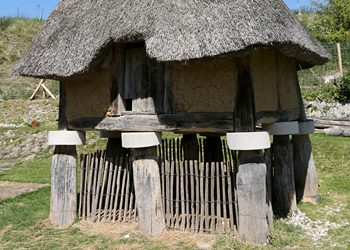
[{"left": 13, "top": 0, "right": 331, "bottom": 79}]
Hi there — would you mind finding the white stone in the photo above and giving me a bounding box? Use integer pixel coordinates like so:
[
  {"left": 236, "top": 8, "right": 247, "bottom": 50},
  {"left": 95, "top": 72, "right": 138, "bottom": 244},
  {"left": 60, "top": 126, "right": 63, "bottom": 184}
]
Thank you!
[
  {"left": 262, "top": 121, "right": 299, "bottom": 135},
  {"left": 48, "top": 131, "right": 85, "bottom": 145},
  {"left": 122, "top": 132, "right": 162, "bottom": 148},
  {"left": 298, "top": 120, "right": 315, "bottom": 135},
  {"left": 99, "top": 131, "right": 121, "bottom": 138},
  {"left": 226, "top": 132, "right": 270, "bottom": 150}
]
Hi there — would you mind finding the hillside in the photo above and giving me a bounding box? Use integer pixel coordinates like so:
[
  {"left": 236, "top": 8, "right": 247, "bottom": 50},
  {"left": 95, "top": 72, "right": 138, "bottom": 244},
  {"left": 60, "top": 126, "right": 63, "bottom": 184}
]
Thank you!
[{"left": 0, "top": 18, "right": 58, "bottom": 100}]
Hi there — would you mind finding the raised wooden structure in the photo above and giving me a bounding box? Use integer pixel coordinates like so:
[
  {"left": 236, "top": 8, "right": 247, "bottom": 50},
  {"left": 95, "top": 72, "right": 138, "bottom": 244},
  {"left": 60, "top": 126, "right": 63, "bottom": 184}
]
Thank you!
[{"left": 14, "top": 0, "right": 331, "bottom": 244}]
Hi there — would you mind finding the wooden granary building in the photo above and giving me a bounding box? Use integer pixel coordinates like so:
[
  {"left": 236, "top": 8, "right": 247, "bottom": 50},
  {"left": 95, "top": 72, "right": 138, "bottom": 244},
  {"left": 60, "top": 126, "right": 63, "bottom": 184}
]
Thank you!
[{"left": 13, "top": 0, "right": 330, "bottom": 244}]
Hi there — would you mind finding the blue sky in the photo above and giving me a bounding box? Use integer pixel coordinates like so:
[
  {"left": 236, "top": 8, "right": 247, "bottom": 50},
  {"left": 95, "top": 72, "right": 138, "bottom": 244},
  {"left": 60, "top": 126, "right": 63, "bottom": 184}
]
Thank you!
[{"left": 0, "top": 0, "right": 313, "bottom": 20}]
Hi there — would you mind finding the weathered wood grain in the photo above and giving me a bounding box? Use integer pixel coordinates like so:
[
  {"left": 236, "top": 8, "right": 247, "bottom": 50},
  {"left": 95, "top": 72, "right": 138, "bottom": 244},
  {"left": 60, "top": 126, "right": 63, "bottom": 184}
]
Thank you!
[
  {"left": 50, "top": 145, "right": 77, "bottom": 226},
  {"left": 272, "top": 135, "right": 297, "bottom": 217},
  {"left": 292, "top": 135, "right": 319, "bottom": 203},
  {"left": 132, "top": 147, "right": 165, "bottom": 234}
]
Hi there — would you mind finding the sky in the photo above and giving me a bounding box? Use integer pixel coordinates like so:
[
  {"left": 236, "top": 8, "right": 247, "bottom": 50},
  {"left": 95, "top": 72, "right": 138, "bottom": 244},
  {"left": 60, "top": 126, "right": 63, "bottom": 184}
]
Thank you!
[{"left": 0, "top": 0, "right": 313, "bottom": 20}]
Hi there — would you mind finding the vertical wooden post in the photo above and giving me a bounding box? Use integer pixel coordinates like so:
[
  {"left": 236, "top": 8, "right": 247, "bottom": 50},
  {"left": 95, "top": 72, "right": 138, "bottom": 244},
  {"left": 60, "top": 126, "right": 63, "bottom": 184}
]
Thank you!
[
  {"left": 292, "top": 135, "right": 319, "bottom": 203},
  {"left": 182, "top": 134, "right": 199, "bottom": 161},
  {"left": 294, "top": 71, "right": 319, "bottom": 204},
  {"left": 337, "top": 43, "right": 343, "bottom": 77},
  {"left": 132, "top": 146, "right": 165, "bottom": 234},
  {"left": 204, "top": 136, "right": 223, "bottom": 162},
  {"left": 50, "top": 81, "right": 78, "bottom": 226},
  {"left": 234, "top": 57, "right": 269, "bottom": 244},
  {"left": 272, "top": 135, "right": 297, "bottom": 217},
  {"left": 50, "top": 145, "right": 77, "bottom": 226}
]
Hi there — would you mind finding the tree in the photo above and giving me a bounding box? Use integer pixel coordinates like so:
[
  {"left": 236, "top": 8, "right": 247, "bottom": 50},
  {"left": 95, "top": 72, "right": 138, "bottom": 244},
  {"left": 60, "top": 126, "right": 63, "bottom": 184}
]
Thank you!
[{"left": 311, "top": 0, "right": 350, "bottom": 42}]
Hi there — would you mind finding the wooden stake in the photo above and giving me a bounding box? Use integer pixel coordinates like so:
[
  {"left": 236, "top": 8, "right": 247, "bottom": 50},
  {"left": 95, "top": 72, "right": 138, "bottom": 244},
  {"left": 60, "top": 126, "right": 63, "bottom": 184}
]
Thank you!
[{"left": 337, "top": 43, "right": 343, "bottom": 77}]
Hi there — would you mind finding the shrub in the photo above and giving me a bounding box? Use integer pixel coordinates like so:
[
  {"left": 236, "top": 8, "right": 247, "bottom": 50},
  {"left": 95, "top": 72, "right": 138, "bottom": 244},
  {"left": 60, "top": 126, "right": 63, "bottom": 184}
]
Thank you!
[
  {"left": 336, "top": 72, "right": 350, "bottom": 102},
  {"left": 0, "top": 16, "right": 13, "bottom": 31}
]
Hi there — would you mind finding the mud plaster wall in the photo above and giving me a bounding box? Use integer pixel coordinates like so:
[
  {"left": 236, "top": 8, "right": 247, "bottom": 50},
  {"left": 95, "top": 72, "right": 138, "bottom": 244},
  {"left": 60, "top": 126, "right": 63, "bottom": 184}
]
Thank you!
[
  {"left": 170, "top": 56, "right": 237, "bottom": 113},
  {"left": 250, "top": 48, "right": 278, "bottom": 113},
  {"left": 65, "top": 67, "right": 111, "bottom": 121},
  {"left": 276, "top": 52, "right": 299, "bottom": 111}
]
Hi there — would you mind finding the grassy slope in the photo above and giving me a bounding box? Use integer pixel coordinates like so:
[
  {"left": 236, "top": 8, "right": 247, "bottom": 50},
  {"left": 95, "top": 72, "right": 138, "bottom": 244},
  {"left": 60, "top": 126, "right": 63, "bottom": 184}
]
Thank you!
[{"left": 0, "top": 18, "right": 58, "bottom": 100}]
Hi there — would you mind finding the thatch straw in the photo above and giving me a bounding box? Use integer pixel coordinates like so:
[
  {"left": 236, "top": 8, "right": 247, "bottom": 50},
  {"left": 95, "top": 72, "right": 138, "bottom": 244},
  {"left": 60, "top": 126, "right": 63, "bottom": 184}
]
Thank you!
[{"left": 12, "top": 0, "right": 331, "bottom": 79}]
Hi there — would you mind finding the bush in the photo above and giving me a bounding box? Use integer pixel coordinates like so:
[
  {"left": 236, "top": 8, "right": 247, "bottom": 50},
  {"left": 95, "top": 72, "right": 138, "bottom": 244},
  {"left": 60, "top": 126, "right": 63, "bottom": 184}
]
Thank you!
[
  {"left": 0, "top": 16, "right": 13, "bottom": 31},
  {"left": 336, "top": 72, "right": 350, "bottom": 102}
]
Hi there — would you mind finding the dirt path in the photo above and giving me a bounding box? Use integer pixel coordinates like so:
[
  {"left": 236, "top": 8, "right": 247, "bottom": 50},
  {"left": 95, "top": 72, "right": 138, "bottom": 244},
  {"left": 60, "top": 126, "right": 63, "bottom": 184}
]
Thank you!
[{"left": 0, "top": 181, "right": 49, "bottom": 201}]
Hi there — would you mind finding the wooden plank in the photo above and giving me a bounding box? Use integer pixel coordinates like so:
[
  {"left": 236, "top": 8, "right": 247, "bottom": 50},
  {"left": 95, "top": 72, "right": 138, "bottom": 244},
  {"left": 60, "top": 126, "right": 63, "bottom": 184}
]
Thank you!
[
  {"left": 221, "top": 162, "right": 228, "bottom": 234},
  {"left": 86, "top": 154, "right": 94, "bottom": 220},
  {"left": 204, "top": 162, "right": 210, "bottom": 234},
  {"left": 109, "top": 156, "right": 119, "bottom": 222},
  {"left": 185, "top": 160, "right": 190, "bottom": 231},
  {"left": 175, "top": 158, "right": 180, "bottom": 230},
  {"left": 190, "top": 160, "right": 195, "bottom": 232},
  {"left": 180, "top": 161, "right": 185, "bottom": 231},
  {"left": 199, "top": 162, "right": 205, "bottom": 233},
  {"left": 226, "top": 161, "right": 235, "bottom": 235},
  {"left": 272, "top": 135, "right": 297, "bottom": 217},
  {"left": 98, "top": 153, "right": 109, "bottom": 221},
  {"left": 123, "top": 165, "right": 131, "bottom": 221},
  {"left": 79, "top": 154, "right": 85, "bottom": 219},
  {"left": 118, "top": 160, "right": 128, "bottom": 222},
  {"left": 165, "top": 160, "right": 170, "bottom": 228},
  {"left": 112, "top": 157, "right": 123, "bottom": 221},
  {"left": 216, "top": 162, "right": 222, "bottom": 234},
  {"left": 104, "top": 158, "right": 114, "bottom": 221},
  {"left": 89, "top": 152, "right": 98, "bottom": 220},
  {"left": 210, "top": 162, "right": 215, "bottom": 234},
  {"left": 89, "top": 151, "right": 101, "bottom": 221},
  {"left": 70, "top": 113, "right": 235, "bottom": 133},
  {"left": 132, "top": 146, "right": 165, "bottom": 234},
  {"left": 170, "top": 144, "right": 175, "bottom": 229},
  {"left": 194, "top": 160, "right": 200, "bottom": 233},
  {"left": 161, "top": 140, "right": 166, "bottom": 213}
]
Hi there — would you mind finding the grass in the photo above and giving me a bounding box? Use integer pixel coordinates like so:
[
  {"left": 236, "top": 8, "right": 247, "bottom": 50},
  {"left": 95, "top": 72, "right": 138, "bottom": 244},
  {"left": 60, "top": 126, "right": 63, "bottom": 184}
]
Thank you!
[{"left": 0, "top": 130, "right": 349, "bottom": 249}]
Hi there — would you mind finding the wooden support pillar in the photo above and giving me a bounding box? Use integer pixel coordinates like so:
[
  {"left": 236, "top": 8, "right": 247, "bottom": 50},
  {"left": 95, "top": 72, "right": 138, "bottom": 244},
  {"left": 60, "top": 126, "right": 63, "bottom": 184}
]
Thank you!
[
  {"left": 234, "top": 57, "right": 269, "bottom": 244},
  {"left": 294, "top": 71, "right": 319, "bottom": 203},
  {"left": 50, "top": 81, "right": 78, "bottom": 226},
  {"left": 292, "top": 134, "right": 319, "bottom": 203},
  {"left": 106, "top": 137, "right": 123, "bottom": 159},
  {"left": 264, "top": 148, "right": 274, "bottom": 228},
  {"left": 272, "top": 135, "right": 297, "bottom": 217},
  {"left": 204, "top": 136, "right": 223, "bottom": 162},
  {"left": 50, "top": 145, "right": 77, "bottom": 226},
  {"left": 182, "top": 134, "right": 199, "bottom": 161},
  {"left": 132, "top": 146, "right": 165, "bottom": 234}
]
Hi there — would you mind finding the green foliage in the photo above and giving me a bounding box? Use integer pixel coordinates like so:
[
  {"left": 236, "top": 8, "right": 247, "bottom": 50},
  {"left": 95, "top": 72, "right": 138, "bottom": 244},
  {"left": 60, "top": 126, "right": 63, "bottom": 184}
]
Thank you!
[
  {"left": 0, "top": 16, "right": 13, "bottom": 31},
  {"left": 301, "top": 83, "right": 338, "bottom": 102},
  {"left": 336, "top": 71, "right": 350, "bottom": 102},
  {"left": 311, "top": 0, "right": 350, "bottom": 42}
]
